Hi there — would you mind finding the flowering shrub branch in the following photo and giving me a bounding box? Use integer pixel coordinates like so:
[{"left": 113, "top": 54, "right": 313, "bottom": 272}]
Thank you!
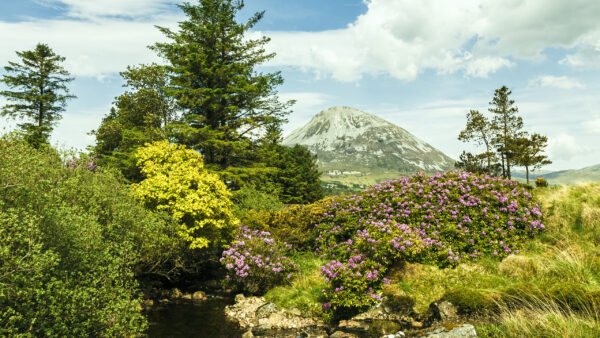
[{"left": 221, "top": 225, "right": 298, "bottom": 294}]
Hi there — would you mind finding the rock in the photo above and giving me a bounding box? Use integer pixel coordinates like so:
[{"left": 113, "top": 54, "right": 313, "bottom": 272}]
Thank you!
[
  {"left": 411, "top": 320, "right": 423, "bottom": 328},
  {"left": 383, "top": 331, "right": 406, "bottom": 338},
  {"left": 421, "top": 324, "right": 477, "bottom": 338},
  {"left": 205, "top": 279, "right": 220, "bottom": 289},
  {"left": 142, "top": 299, "right": 154, "bottom": 308},
  {"left": 256, "top": 302, "right": 279, "bottom": 319},
  {"left": 242, "top": 329, "right": 254, "bottom": 338},
  {"left": 338, "top": 320, "right": 369, "bottom": 332},
  {"left": 428, "top": 301, "right": 458, "bottom": 323},
  {"left": 181, "top": 293, "right": 192, "bottom": 300},
  {"left": 170, "top": 288, "right": 183, "bottom": 299},
  {"left": 158, "top": 298, "right": 169, "bottom": 304},
  {"left": 192, "top": 291, "right": 206, "bottom": 300},
  {"left": 225, "top": 296, "right": 267, "bottom": 329},
  {"left": 289, "top": 308, "right": 302, "bottom": 317},
  {"left": 330, "top": 331, "right": 359, "bottom": 338},
  {"left": 352, "top": 303, "right": 411, "bottom": 324},
  {"left": 226, "top": 295, "right": 328, "bottom": 336}
]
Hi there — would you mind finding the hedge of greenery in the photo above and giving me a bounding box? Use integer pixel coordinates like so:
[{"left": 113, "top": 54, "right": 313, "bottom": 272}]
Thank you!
[
  {"left": 314, "top": 171, "right": 545, "bottom": 319},
  {"left": 0, "top": 136, "right": 181, "bottom": 336}
]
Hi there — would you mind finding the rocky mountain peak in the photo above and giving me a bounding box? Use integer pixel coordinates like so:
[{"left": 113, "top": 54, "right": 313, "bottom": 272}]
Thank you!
[{"left": 283, "top": 106, "right": 455, "bottom": 176}]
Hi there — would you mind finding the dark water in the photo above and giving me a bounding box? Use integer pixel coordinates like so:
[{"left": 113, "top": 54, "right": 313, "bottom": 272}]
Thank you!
[{"left": 146, "top": 298, "right": 245, "bottom": 338}]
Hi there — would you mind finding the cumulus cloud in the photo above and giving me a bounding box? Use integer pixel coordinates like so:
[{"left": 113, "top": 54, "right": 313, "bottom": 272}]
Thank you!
[
  {"left": 560, "top": 29, "right": 600, "bottom": 69},
  {"left": 529, "top": 75, "right": 585, "bottom": 89},
  {"left": 547, "top": 133, "right": 588, "bottom": 161},
  {"left": 263, "top": 0, "right": 600, "bottom": 82},
  {"left": 3, "top": 0, "right": 599, "bottom": 82}
]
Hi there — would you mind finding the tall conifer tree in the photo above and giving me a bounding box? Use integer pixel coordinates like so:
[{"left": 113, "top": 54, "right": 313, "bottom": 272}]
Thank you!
[
  {"left": 152, "top": 0, "right": 293, "bottom": 186},
  {"left": 489, "top": 86, "right": 523, "bottom": 179},
  {"left": 0, "top": 43, "right": 75, "bottom": 147},
  {"left": 513, "top": 133, "right": 552, "bottom": 184}
]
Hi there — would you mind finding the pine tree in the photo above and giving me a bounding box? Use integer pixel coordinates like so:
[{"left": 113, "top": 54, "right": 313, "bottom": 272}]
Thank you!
[
  {"left": 91, "top": 64, "right": 176, "bottom": 182},
  {"left": 151, "top": 0, "right": 293, "bottom": 184},
  {"left": 489, "top": 86, "right": 523, "bottom": 179},
  {"left": 513, "top": 133, "right": 552, "bottom": 184},
  {"left": 458, "top": 110, "right": 497, "bottom": 174},
  {"left": 1, "top": 43, "right": 75, "bottom": 147}
]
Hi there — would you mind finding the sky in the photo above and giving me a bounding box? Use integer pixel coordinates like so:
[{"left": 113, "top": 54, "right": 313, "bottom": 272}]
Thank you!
[{"left": 0, "top": 0, "right": 599, "bottom": 171}]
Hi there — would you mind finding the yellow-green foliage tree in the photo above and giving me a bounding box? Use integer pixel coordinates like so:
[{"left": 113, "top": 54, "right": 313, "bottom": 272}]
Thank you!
[{"left": 133, "top": 140, "right": 237, "bottom": 249}]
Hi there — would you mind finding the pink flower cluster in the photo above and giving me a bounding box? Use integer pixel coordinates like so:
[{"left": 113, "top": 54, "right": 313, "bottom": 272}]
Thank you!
[{"left": 220, "top": 226, "right": 298, "bottom": 294}]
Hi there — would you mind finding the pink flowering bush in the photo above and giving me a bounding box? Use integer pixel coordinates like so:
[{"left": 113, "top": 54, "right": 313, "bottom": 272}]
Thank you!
[
  {"left": 316, "top": 171, "right": 545, "bottom": 319},
  {"left": 221, "top": 225, "right": 298, "bottom": 294}
]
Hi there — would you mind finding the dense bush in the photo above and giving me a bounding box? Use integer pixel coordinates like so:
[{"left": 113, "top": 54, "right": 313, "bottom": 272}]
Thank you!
[
  {"left": 535, "top": 177, "right": 549, "bottom": 188},
  {"left": 0, "top": 136, "right": 180, "bottom": 335},
  {"left": 315, "top": 171, "right": 545, "bottom": 319},
  {"left": 231, "top": 184, "right": 284, "bottom": 218},
  {"left": 220, "top": 226, "right": 298, "bottom": 294},
  {"left": 133, "top": 140, "right": 238, "bottom": 249},
  {"left": 240, "top": 199, "right": 331, "bottom": 250}
]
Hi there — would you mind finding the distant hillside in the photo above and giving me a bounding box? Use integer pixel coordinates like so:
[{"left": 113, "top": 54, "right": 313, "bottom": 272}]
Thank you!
[
  {"left": 283, "top": 106, "right": 455, "bottom": 191},
  {"left": 513, "top": 164, "right": 600, "bottom": 185}
]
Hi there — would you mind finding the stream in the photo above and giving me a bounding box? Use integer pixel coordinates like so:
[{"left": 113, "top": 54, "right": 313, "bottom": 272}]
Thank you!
[{"left": 146, "top": 298, "right": 245, "bottom": 337}]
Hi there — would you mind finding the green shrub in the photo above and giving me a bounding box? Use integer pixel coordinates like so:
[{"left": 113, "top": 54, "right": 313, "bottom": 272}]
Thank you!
[
  {"left": 240, "top": 199, "right": 331, "bottom": 250},
  {"left": 0, "top": 136, "right": 182, "bottom": 335},
  {"left": 535, "top": 177, "right": 549, "bottom": 188},
  {"left": 232, "top": 184, "right": 284, "bottom": 217}
]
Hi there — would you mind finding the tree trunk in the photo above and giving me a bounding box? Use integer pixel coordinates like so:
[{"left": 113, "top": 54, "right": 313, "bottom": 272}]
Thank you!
[{"left": 526, "top": 165, "right": 530, "bottom": 185}]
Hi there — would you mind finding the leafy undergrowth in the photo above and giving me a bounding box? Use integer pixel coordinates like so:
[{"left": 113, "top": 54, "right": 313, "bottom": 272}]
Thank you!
[{"left": 264, "top": 182, "right": 600, "bottom": 336}]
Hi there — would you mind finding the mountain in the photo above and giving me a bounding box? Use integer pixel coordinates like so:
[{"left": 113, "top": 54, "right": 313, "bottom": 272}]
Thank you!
[{"left": 283, "top": 106, "right": 455, "bottom": 189}]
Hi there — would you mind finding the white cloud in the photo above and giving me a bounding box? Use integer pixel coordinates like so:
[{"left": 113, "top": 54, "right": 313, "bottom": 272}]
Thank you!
[
  {"left": 547, "top": 133, "right": 588, "bottom": 161},
  {"left": 280, "top": 92, "right": 332, "bottom": 135},
  {"left": 530, "top": 75, "right": 585, "bottom": 89},
  {"left": 583, "top": 117, "right": 600, "bottom": 134},
  {"left": 560, "top": 29, "right": 600, "bottom": 70},
  {"left": 4, "top": 0, "right": 599, "bottom": 82},
  {"left": 0, "top": 16, "right": 180, "bottom": 78},
  {"left": 464, "top": 57, "right": 514, "bottom": 78},
  {"left": 263, "top": 0, "right": 600, "bottom": 82},
  {"left": 37, "top": 0, "right": 178, "bottom": 19}
]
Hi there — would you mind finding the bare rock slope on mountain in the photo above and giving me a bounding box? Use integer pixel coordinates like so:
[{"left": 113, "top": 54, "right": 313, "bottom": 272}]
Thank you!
[{"left": 283, "top": 106, "right": 454, "bottom": 186}]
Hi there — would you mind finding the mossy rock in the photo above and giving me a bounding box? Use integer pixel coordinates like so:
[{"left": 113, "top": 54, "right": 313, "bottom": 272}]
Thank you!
[
  {"left": 367, "top": 320, "right": 404, "bottom": 336},
  {"left": 383, "top": 294, "right": 415, "bottom": 315},
  {"left": 442, "top": 287, "right": 499, "bottom": 317}
]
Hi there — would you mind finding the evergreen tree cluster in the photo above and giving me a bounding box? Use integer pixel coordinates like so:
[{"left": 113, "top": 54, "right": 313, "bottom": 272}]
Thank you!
[
  {"left": 456, "top": 86, "right": 551, "bottom": 184},
  {"left": 0, "top": 0, "right": 323, "bottom": 205}
]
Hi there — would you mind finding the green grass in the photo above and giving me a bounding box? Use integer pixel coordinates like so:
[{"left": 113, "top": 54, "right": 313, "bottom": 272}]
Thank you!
[
  {"left": 264, "top": 253, "right": 327, "bottom": 317},
  {"left": 264, "top": 183, "right": 600, "bottom": 336}
]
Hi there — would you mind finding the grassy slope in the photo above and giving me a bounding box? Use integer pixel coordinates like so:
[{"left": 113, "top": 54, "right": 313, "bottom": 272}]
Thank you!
[{"left": 265, "top": 183, "right": 600, "bottom": 336}]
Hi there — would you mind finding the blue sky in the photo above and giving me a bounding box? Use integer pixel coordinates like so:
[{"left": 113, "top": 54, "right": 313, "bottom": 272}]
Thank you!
[{"left": 1, "top": 0, "right": 599, "bottom": 171}]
